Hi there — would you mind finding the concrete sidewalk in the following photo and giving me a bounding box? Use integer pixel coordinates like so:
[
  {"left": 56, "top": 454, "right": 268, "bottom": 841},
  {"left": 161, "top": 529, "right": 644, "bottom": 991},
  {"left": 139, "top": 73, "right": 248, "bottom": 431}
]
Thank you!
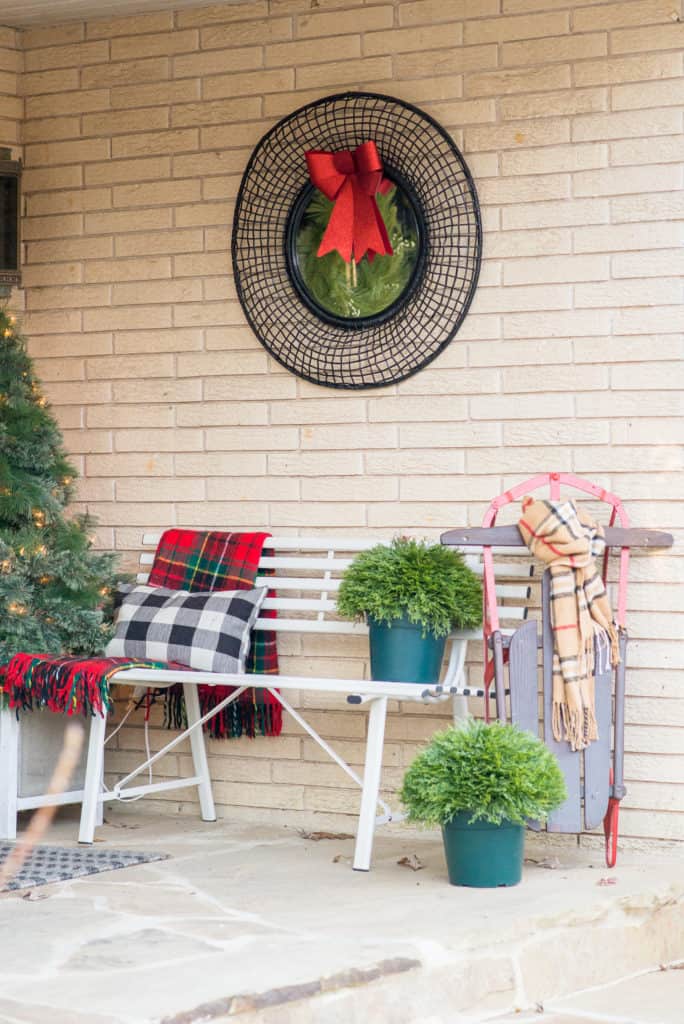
[{"left": 0, "top": 807, "right": 681, "bottom": 1024}]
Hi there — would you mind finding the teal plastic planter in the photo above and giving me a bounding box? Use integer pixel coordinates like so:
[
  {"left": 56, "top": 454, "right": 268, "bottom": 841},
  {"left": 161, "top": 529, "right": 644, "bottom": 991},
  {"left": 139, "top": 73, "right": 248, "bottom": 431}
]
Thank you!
[
  {"left": 368, "top": 615, "right": 446, "bottom": 684},
  {"left": 442, "top": 812, "right": 525, "bottom": 887}
]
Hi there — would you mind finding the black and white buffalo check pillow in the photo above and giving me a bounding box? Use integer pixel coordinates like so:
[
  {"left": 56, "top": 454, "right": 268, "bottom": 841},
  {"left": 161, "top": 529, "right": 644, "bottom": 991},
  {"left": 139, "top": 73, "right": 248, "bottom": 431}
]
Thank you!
[{"left": 106, "top": 585, "right": 267, "bottom": 674}]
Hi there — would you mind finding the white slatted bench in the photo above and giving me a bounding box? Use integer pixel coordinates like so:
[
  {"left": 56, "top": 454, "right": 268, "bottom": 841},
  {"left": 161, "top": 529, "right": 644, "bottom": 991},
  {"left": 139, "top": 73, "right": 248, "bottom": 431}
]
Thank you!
[{"left": 0, "top": 535, "right": 534, "bottom": 872}]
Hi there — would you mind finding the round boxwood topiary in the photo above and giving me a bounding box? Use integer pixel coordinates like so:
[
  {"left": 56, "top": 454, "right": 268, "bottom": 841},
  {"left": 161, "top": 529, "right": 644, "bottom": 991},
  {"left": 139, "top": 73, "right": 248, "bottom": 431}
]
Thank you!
[
  {"left": 336, "top": 537, "right": 482, "bottom": 639},
  {"left": 400, "top": 719, "right": 568, "bottom": 827}
]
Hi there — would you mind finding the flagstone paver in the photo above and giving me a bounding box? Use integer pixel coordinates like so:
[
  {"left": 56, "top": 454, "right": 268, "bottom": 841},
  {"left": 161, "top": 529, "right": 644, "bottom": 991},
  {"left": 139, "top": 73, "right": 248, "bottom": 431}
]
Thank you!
[
  {"left": 0, "top": 807, "right": 681, "bottom": 1024},
  {"left": 551, "top": 967, "right": 684, "bottom": 1024},
  {"left": 490, "top": 966, "right": 684, "bottom": 1024}
]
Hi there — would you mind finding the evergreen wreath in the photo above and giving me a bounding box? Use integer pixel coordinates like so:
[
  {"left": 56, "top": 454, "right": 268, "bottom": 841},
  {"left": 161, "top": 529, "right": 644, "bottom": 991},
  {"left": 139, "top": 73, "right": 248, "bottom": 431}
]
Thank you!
[{"left": 232, "top": 91, "right": 481, "bottom": 389}]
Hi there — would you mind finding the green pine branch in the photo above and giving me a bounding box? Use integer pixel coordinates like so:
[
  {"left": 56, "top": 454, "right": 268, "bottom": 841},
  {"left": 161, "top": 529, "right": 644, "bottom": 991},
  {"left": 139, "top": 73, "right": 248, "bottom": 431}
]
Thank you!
[
  {"left": 0, "top": 308, "right": 123, "bottom": 667},
  {"left": 295, "top": 185, "right": 419, "bottom": 319}
]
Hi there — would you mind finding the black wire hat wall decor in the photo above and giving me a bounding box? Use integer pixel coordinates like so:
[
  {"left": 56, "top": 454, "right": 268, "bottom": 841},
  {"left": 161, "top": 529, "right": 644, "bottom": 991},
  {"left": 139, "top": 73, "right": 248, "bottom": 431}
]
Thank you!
[{"left": 232, "top": 91, "right": 482, "bottom": 390}]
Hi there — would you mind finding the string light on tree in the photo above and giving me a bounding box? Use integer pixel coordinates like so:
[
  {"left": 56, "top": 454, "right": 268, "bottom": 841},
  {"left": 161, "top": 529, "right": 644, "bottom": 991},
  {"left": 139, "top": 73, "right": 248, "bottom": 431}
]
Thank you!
[{"left": 0, "top": 306, "right": 122, "bottom": 665}]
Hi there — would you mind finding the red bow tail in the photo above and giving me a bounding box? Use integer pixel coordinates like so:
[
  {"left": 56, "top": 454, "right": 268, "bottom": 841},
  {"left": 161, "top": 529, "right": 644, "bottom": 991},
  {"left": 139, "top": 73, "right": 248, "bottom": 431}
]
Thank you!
[{"left": 305, "top": 142, "right": 394, "bottom": 265}]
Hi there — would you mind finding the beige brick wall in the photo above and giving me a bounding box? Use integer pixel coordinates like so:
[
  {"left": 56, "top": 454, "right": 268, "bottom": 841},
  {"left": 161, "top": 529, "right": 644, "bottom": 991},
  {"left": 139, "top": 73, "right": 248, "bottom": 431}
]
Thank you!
[
  {"left": 0, "top": 25, "right": 21, "bottom": 154},
  {"left": 0, "top": 12, "right": 22, "bottom": 280},
  {"left": 7, "top": 0, "right": 684, "bottom": 843}
]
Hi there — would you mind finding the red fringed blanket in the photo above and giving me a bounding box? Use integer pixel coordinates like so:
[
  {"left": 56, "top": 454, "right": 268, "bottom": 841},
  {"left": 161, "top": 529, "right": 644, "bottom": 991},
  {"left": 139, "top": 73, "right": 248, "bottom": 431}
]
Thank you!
[
  {"left": 2, "top": 654, "right": 160, "bottom": 717},
  {"left": 1, "top": 530, "right": 281, "bottom": 739},
  {"left": 149, "top": 529, "right": 280, "bottom": 738}
]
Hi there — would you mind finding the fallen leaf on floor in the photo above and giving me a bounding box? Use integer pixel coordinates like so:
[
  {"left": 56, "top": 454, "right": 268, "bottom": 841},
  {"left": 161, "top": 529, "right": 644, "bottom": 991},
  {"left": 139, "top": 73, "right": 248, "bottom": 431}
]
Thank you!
[
  {"left": 22, "top": 891, "right": 49, "bottom": 901},
  {"left": 299, "top": 830, "right": 354, "bottom": 841},
  {"left": 332, "top": 854, "right": 351, "bottom": 864},
  {"left": 524, "top": 856, "right": 561, "bottom": 870},
  {"left": 597, "top": 876, "right": 618, "bottom": 886},
  {"left": 397, "top": 854, "right": 424, "bottom": 871}
]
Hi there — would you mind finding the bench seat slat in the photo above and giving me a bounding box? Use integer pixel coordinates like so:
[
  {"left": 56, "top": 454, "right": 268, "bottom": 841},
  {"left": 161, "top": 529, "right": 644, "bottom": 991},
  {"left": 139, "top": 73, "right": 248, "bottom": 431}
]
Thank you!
[{"left": 109, "top": 668, "right": 471, "bottom": 701}]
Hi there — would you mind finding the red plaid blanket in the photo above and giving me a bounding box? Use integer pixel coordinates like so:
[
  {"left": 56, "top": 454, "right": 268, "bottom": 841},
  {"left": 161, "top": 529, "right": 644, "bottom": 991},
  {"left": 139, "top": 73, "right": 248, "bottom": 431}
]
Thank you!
[
  {"left": 2, "top": 530, "right": 281, "bottom": 739},
  {"left": 1, "top": 654, "right": 159, "bottom": 717},
  {"left": 149, "top": 529, "right": 280, "bottom": 738}
]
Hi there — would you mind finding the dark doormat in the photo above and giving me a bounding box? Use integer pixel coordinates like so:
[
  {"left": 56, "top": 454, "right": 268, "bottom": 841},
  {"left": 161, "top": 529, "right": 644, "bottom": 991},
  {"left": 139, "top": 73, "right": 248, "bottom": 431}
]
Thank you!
[{"left": 0, "top": 843, "right": 168, "bottom": 892}]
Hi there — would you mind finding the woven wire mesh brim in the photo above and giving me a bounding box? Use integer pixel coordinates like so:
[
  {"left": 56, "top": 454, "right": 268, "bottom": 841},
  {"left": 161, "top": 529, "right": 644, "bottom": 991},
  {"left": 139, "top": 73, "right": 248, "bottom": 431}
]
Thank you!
[{"left": 232, "top": 92, "right": 482, "bottom": 390}]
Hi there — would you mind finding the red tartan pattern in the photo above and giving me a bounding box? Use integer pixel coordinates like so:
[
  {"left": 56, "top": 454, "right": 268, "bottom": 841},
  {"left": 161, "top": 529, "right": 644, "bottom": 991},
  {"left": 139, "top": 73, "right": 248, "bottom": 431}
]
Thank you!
[
  {"left": 148, "top": 529, "right": 280, "bottom": 737},
  {"left": 1, "top": 653, "right": 166, "bottom": 717},
  {"left": 2, "top": 531, "right": 280, "bottom": 738},
  {"left": 147, "top": 529, "right": 278, "bottom": 675}
]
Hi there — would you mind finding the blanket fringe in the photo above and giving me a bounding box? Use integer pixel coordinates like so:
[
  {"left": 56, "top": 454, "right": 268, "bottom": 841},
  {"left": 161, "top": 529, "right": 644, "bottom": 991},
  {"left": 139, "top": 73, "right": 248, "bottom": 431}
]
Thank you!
[
  {"left": 163, "top": 683, "right": 282, "bottom": 739},
  {"left": 2, "top": 653, "right": 113, "bottom": 717}
]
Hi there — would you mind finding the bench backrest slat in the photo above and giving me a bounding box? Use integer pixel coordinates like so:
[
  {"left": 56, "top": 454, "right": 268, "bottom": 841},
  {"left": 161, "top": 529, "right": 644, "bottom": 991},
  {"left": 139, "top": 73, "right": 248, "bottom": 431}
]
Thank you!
[{"left": 135, "top": 535, "right": 534, "bottom": 635}]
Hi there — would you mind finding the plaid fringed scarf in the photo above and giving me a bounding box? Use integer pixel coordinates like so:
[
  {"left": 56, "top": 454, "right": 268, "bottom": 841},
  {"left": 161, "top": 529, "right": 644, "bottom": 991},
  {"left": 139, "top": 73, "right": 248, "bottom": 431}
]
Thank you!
[
  {"left": 1, "top": 653, "right": 164, "bottom": 717},
  {"left": 148, "top": 529, "right": 280, "bottom": 739},
  {"left": 518, "top": 497, "right": 620, "bottom": 752}
]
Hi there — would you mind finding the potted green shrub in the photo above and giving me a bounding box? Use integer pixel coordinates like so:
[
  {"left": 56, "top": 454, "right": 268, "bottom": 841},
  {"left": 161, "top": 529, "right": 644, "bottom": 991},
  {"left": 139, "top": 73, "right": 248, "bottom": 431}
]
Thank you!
[
  {"left": 337, "top": 537, "right": 482, "bottom": 684},
  {"left": 400, "top": 720, "right": 568, "bottom": 887}
]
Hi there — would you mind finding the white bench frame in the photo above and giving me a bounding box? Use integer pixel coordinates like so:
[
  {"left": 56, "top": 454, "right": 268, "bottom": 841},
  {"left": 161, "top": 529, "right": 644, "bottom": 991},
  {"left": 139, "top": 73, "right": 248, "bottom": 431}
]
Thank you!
[{"left": 0, "top": 535, "right": 532, "bottom": 871}]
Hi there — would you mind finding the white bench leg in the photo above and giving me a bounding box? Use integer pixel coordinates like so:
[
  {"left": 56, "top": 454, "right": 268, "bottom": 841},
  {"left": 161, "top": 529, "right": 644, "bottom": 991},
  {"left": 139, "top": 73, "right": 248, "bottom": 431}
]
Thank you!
[
  {"left": 183, "top": 683, "right": 216, "bottom": 822},
  {"left": 79, "top": 713, "right": 106, "bottom": 844},
  {"left": 0, "top": 708, "right": 19, "bottom": 841},
  {"left": 353, "top": 696, "right": 388, "bottom": 872},
  {"left": 96, "top": 756, "right": 105, "bottom": 827}
]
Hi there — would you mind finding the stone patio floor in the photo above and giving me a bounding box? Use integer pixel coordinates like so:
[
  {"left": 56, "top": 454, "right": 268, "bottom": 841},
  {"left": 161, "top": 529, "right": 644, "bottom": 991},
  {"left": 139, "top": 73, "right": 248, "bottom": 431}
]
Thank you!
[
  {"left": 0, "top": 806, "right": 681, "bottom": 1024},
  {"left": 496, "top": 969, "right": 683, "bottom": 1024}
]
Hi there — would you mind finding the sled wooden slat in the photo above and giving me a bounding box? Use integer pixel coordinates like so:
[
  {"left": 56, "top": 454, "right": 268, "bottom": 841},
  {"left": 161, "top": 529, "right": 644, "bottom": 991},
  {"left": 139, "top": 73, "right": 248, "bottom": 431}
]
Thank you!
[
  {"left": 584, "top": 658, "right": 613, "bottom": 830},
  {"left": 441, "top": 525, "right": 673, "bottom": 550},
  {"left": 541, "top": 571, "right": 582, "bottom": 834},
  {"left": 509, "top": 620, "right": 539, "bottom": 739}
]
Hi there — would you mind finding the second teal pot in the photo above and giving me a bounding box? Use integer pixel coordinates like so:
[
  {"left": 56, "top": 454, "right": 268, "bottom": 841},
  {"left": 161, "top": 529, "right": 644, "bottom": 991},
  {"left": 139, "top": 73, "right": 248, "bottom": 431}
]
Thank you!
[
  {"left": 368, "top": 615, "right": 446, "bottom": 684},
  {"left": 441, "top": 811, "right": 525, "bottom": 887}
]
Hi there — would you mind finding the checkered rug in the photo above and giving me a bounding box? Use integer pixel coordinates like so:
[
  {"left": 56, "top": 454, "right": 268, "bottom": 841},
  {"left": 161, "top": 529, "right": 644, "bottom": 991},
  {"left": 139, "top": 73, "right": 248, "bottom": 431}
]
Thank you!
[{"left": 0, "top": 844, "right": 168, "bottom": 892}]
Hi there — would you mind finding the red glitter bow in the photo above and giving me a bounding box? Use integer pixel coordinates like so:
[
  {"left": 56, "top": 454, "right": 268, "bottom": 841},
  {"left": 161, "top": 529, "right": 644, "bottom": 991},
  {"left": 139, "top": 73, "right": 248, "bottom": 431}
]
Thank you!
[{"left": 305, "top": 141, "right": 394, "bottom": 265}]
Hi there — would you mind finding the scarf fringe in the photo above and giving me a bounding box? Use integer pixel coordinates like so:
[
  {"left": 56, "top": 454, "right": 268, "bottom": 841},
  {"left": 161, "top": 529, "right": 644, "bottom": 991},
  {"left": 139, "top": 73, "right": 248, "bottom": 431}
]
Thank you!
[{"left": 553, "top": 699, "right": 598, "bottom": 753}]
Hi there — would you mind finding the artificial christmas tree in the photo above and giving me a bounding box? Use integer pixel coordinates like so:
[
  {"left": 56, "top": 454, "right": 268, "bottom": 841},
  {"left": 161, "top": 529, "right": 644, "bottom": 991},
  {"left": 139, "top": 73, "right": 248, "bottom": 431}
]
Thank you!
[{"left": 0, "top": 308, "right": 120, "bottom": 671}]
